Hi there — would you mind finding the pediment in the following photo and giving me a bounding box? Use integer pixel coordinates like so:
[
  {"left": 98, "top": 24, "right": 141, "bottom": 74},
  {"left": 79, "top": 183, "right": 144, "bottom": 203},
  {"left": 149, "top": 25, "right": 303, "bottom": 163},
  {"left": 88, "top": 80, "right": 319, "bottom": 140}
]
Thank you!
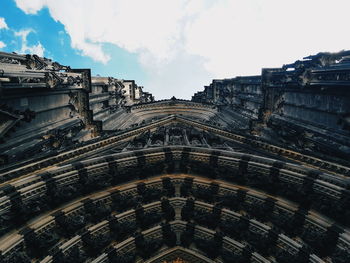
[
  {"left": 104, "top": 100, "right": 218, "bottom": 131},
  {"left": 79, "top": 115, "right": 283, "bottom": 163}
]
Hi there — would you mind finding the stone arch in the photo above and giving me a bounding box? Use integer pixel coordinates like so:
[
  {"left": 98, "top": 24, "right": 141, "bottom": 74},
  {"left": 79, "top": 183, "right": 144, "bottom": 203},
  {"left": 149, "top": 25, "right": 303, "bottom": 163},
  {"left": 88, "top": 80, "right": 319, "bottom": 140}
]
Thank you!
[{"left": 0, "top": 171, "right": 348, "bottom": 263}]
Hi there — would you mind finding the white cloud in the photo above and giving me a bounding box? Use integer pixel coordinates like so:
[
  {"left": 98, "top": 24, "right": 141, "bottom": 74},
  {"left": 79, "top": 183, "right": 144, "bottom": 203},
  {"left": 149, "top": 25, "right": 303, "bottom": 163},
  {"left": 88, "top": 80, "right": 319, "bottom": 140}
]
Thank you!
[
  {"left": 15, "top": 0, "right": 190, "bottom": 64},
  {"left": 14, "top": 0, "right": 46, "bottom": 14},
  {"left": 184, "top": 0, "right": 350, "bottom": 77},
  {"left": 143, "top": 50, "right": 214, "bottom": 99},
  {"left": 15, "top": 29, "right": 45, "bottom": 57},
  {"left": 0, "top": 41, "right": 6, "bottom": 49},
  {"left": 14, "top": 0, "right": 350, "bottom": 98},
  {"left": 0, "top": 17, "right": 8, "bottom": 30}
]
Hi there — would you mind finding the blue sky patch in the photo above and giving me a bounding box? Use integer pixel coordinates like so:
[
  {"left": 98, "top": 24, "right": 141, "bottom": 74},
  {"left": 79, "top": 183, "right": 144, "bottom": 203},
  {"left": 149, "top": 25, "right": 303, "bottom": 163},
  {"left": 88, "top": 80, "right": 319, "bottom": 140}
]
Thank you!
[{"left": 0, "top": 0, "right": 146, "bottom": 82}]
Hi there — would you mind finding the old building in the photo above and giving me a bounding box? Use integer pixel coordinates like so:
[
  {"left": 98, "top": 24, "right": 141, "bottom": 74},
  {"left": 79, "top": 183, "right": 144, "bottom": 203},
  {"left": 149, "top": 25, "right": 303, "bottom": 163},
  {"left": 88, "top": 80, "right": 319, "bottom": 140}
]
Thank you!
[{"left": 0, "top": 50, "right": 349, "bottom": 263}]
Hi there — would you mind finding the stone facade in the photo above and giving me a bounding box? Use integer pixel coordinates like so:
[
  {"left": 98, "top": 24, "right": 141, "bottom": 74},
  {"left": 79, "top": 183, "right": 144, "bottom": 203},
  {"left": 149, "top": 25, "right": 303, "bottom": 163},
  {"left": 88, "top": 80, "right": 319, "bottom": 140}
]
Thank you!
[
  {"left": 0, "top": 52, "right": 153, "bottom": 166},
  {"left": 192, "top": 51, "right": 350, "bottom": 165},
  {"left": 0, "top": 50, "right": 349, "bottom": 263}
]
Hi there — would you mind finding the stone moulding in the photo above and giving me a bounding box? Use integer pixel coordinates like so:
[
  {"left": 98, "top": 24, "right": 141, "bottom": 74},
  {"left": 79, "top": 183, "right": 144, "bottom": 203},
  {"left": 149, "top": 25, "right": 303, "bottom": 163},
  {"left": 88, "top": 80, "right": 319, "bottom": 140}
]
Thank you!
[{"left": 0, "top": 176, "right": 348, "bottom": 262}]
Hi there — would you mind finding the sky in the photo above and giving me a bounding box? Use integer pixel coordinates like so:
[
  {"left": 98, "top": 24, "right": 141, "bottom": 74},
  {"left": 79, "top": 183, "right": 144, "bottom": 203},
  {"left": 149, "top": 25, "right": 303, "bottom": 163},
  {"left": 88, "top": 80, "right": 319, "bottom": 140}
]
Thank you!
[{"left": 0, "top": 0, "right": 349, "bottom": 99}]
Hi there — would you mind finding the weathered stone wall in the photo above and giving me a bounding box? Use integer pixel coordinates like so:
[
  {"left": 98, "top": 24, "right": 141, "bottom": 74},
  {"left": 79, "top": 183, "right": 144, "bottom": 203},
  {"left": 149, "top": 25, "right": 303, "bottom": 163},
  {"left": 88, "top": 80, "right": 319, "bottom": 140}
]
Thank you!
[
  {"left": 192, "top": 51, "right": 350, "bottom": 164},
  {"left": 0, "top": 52, "right": 153, "bottom": 166},
  {"left": 1, "top": 50, "right": 349, "bottom": 263}
]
